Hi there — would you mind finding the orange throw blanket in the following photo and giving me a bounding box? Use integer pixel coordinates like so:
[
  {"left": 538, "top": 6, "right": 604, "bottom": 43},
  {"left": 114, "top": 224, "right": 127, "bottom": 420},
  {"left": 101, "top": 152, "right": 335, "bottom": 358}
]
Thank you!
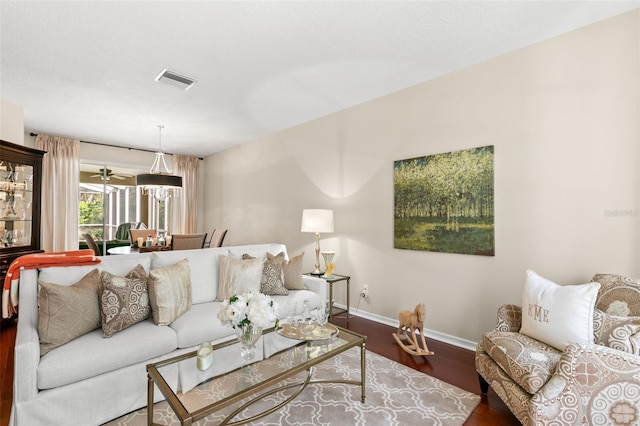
[{"left": 2, "top": 249, "right": 101, "bottom": 318}]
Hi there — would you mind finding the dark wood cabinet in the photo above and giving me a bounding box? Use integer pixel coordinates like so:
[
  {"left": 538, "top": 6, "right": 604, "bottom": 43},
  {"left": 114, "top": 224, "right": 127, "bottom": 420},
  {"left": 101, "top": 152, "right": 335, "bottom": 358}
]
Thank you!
[{"left": 0, "top": 140, "right": 46, "bottom": 315}]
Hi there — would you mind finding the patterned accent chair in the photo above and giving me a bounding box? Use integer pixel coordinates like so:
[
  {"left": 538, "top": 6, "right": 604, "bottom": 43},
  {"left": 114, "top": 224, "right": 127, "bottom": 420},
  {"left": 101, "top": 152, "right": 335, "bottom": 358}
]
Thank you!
[{"left": 476, "top": 273, "right": 640, "bottom": 425}]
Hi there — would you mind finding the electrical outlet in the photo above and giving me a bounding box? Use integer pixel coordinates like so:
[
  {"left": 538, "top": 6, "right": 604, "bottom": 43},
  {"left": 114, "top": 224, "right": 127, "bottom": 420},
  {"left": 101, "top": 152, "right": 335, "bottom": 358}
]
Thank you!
[{"left": 360, "top": 285, "right": 369, "bottom": 298}]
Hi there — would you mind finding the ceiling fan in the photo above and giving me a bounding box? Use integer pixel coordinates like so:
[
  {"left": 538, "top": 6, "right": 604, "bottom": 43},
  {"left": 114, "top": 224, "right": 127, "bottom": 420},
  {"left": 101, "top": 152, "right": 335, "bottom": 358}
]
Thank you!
[{"left": 90, "top": 168, "right": 132, "bottom": 182}]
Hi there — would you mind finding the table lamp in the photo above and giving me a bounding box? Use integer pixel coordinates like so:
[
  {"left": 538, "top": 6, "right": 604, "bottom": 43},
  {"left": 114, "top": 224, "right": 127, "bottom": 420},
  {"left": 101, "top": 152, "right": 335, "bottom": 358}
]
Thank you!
[{"left": 301, "top": 209, "right": 334, "bottom": 275}]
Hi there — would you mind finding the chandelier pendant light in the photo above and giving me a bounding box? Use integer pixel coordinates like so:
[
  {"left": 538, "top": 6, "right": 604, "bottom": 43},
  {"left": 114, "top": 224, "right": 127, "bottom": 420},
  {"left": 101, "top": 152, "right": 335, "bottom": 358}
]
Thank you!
[{"left": 136, "top": 125, "right": 182, "bottom": 199}]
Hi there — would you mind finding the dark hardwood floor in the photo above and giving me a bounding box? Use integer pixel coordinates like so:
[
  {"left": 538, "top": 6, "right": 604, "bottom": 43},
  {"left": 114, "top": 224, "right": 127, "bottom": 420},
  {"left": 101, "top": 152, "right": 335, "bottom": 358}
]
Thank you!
[
  {"left": 0, "top": 314, "right": 519, "bottom": 426},
  {"left": 1, "top": 319, "right": 16, "bottom": 426}
]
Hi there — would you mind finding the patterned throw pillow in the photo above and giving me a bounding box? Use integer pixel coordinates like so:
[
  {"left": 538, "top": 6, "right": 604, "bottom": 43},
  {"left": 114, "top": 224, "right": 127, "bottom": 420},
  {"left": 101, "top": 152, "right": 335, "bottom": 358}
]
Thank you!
[
  {"left": 283, "top": 252, "right": 305, "bottom": 290},
  {"left": 217, "top": 255, "right": 264, "bottom": 300},
  {"left": 38, "top": 268, "right": 102, "bottom": 355},
  {"left": 148, "top": 258, "right": 192, "bottom": 325},
  {"left": 592, "top": 273, "right": 640, "bottom": 317},
  {"left": 260, "top": 252, "right": 288, "bottom": 296},
  {"left": 99, "top": 264, "right": 150, "bottom": 337},
  {"left": 593, "top": 309, "right": 640, "bottom": 354}
]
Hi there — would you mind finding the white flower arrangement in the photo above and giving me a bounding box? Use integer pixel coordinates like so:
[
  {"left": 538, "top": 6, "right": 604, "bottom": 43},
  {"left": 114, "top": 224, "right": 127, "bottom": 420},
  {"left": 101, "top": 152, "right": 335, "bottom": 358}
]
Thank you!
[{"left": 217, "top": 291, "right": 279, "bottom": 330}]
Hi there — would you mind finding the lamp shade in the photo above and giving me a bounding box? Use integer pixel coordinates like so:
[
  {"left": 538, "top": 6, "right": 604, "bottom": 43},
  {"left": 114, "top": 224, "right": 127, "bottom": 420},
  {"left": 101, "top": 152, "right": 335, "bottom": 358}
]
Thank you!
[
  {"left": 301, "top": 209, "right": 334, "bottom": 233},
  {"left": 136, "top": 173, "right": 182, "bottom": 187}
]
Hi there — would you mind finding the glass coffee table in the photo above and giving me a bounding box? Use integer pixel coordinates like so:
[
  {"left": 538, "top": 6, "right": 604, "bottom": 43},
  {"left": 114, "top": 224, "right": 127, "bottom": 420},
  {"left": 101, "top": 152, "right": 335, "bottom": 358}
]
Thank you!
[{"left": 146, "top": 324, "right": 367, "bottom": 426}]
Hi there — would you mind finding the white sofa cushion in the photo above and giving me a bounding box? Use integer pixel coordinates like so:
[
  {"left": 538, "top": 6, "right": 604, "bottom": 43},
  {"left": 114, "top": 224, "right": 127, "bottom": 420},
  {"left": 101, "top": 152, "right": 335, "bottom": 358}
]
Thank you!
[
  {"left": 151, "top": 249, "right": 219, "bottom": 304},
  {"left": 169, "top": 302, "right": 236, "bottom": 348},
  {"left": 38, "top": 318, "right": 177, "bottom": 390},
  {"left": 520, "top": 270, "right": 600, "bottom": 351},
  {"left": 227, "top": 244, "right": 288, "bottom": 260},
  {"left": 38, "top": 254, "right": 151, "bottom": 286}
]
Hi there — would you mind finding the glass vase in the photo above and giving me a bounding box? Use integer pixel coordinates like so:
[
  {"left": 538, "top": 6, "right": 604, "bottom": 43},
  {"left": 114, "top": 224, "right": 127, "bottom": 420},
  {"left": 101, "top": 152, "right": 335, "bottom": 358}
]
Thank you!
[
  {"left": 322, "top": 251, "right": 335, "bottom": 278},
  {"left": 235, "top": 324, "right": 262, "bottom": 360}
]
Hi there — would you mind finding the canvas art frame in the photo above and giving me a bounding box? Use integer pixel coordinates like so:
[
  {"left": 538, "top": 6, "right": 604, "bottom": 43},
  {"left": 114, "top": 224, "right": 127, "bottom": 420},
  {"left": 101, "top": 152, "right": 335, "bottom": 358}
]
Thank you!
[{"left": 394, "top": 145, "right": 494, "bottom": 256}]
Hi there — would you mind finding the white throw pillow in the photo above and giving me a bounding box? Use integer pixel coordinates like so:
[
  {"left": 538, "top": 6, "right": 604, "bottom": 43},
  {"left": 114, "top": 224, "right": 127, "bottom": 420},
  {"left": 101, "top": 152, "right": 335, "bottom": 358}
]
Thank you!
[{"left": 520, "top": 270, "right": 600, "bottom": 351}]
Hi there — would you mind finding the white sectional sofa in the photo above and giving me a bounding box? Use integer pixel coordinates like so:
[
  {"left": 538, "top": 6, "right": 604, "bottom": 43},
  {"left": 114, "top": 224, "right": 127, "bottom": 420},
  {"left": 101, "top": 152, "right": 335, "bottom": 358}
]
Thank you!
[{"left": 10, "top": 243, "right": 326, "bottom": 426}]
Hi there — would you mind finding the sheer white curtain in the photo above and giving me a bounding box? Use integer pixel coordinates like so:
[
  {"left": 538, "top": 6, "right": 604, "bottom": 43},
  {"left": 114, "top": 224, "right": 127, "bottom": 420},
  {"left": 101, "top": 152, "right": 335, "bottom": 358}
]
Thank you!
[
  {"left": 35, "top": 135, "right": 80, "bottom": 252},
  {"left": 171, "top": 154, "right": 199, "bottom": 234}
]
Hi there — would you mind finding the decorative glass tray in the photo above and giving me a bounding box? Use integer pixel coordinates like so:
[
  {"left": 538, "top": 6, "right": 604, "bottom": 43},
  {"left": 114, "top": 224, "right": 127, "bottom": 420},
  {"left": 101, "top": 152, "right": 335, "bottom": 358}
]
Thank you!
[{"left": 276, "top": 323, "right": 339, "bottom": 341}]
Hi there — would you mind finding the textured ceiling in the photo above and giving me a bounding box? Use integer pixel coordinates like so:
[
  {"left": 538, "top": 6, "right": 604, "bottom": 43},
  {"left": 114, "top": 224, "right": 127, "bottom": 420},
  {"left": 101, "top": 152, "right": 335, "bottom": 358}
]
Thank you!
[{"left": 1, "top": 1, "right": 638, "bottom": 157}]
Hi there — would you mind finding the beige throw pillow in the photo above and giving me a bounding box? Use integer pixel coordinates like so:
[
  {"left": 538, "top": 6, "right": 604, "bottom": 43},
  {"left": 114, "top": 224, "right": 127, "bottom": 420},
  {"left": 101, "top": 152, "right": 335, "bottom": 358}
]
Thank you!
[
  {"left": 38, "top": 268, "right": 102, "bottom": 355},
  {"left": 148, "top": 259, "right": 192, "bottom": 325},
  {"left": 283, "top": 252, "right": 305, "bottom": 290},
  {"left": 520, "top": 270, "right": 600, "bottom": 351},
  {"left": 217, "top": 254, "right": 264, "bottom": 300},
  {"left": 99, "top": 264, "right": 150, "bottom": 337}
]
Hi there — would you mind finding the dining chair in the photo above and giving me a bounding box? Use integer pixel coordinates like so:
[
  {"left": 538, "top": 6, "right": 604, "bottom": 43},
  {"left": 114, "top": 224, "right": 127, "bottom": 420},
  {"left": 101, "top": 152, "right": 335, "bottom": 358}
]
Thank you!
[
  {"left": 171, "top": 233, "right": 207, "bottom": 250},
  {"left": 202, "top": 229, "right": 215, "bottom": 248},
  {"left": 83, "top": 233, "right": 101, "bottom": 256},
  {"left": 209, "top": 229, "right": 228, "bottom": 247},
  {"left": 114, "top": 222, "right": 146, "bottom": 242},
  {"left": 129, "top": 229, "right": 156, "bottom": 245}
]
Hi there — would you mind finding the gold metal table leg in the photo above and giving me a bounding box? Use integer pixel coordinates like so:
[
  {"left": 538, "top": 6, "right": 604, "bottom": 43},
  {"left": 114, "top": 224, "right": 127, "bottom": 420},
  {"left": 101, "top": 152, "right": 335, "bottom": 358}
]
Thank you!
[{"left": 361, "top": 341, "right": 366, "bottom": 403}]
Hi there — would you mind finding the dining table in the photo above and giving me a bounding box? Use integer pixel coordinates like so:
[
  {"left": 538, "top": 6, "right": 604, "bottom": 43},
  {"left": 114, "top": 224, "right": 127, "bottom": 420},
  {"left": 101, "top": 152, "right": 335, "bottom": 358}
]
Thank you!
[{"left": 106, "top": 246, "right": 139, "bottom": 255}]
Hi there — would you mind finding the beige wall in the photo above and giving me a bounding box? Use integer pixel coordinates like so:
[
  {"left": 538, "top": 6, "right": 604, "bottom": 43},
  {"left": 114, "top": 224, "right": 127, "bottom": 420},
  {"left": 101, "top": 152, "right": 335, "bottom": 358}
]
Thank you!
[
  {"left": 1, "top": 99, "right": 25, "bottom": 145},
  {"left": 204, "top": 11, "right": 639, "bottom": 347}
]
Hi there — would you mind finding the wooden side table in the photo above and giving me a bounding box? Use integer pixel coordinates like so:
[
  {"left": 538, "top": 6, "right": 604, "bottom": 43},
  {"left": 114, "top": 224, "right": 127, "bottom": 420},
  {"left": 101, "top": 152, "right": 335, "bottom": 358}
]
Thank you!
[{"left": 306, "top": 273, "right": 351, "bottom": 325}]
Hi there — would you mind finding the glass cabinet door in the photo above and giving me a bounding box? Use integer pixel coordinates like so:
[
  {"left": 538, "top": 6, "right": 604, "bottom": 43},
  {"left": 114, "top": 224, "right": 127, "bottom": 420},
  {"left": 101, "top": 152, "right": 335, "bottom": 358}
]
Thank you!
[{"left": 0, "top": 163, "right": 34, "bottom": 248}]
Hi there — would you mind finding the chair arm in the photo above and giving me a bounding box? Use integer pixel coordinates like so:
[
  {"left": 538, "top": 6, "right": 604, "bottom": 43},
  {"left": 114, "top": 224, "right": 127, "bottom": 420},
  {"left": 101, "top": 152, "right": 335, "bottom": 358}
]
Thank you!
[
  {"left": 531, "top": 343, "right": 640, "bottom": 424},
  {"left": 630, "top": 330, "right": 640, "bottom": 355},
  {"left": 13, "top": 269, "right": 41, "bottom": 402},
  {"left": 302, "top": 275, "right": 327, "bottom": 304},
  {"left": 495, "top": 304, "right": 522, "bottom": 332}
]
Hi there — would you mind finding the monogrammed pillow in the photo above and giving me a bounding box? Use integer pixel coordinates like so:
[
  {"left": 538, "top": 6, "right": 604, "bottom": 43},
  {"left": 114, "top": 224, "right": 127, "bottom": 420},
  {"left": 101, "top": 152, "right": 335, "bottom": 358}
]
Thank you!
[{"left": 520, "top": 270, "right": 600, "bottom": 351}]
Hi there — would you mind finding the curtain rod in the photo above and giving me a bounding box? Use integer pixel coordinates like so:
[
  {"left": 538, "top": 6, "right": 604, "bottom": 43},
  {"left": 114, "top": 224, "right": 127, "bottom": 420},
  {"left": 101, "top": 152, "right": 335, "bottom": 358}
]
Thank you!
[{"left": 29, "top": 133, "right": 204, "bottom": 160}]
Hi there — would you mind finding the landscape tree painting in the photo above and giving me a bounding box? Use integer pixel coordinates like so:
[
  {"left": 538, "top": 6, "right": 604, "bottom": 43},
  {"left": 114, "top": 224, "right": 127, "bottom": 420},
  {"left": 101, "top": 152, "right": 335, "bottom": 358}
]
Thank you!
[{"left": 394, "top": 145, "right": 494, "bottom": 256}]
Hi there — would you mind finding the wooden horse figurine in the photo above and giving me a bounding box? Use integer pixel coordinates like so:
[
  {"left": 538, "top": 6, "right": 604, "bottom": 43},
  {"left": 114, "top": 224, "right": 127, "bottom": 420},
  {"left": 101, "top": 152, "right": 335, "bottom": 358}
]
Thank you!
[{"left": 392, "top": 303, "right": 434, "bottom": 356}]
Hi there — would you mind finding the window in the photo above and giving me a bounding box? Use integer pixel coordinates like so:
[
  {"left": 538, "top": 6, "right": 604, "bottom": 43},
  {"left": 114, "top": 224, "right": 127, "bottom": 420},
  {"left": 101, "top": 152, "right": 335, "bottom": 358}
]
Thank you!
[{"left": 79, "top": 165, "right": 174, "bottom": 243}]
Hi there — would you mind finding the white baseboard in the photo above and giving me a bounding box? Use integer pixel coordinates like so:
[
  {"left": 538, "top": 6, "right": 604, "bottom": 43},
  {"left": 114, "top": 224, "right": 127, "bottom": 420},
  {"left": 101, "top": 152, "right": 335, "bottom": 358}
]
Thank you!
[{"left": 333, "top": 303, "right": 478, "bottom": 352}]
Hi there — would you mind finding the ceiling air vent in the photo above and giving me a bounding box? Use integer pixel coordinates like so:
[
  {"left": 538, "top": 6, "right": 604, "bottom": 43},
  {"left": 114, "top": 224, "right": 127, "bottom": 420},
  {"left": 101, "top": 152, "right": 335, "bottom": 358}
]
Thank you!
[{"left": 154, "top": 69, "right": 197, "bottom": 90}]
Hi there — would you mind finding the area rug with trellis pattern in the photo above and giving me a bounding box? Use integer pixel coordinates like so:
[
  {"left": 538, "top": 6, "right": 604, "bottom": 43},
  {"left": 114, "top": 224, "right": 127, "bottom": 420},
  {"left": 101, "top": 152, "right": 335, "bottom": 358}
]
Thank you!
[{"left": 104, "top": 348, "right": 480, "bottom": 426}]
